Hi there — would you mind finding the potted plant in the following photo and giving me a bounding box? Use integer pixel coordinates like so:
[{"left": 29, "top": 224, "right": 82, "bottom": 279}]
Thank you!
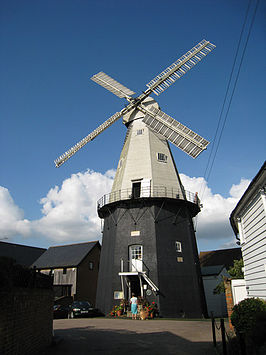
[
  {"left": 139, "top": 305, "right": 149, "bottom": 320},
  {"left": 145, "top": 302, "right": 157, "bottom": 318},
  {"left": 115, "top": 305, "right": 123, "bottom": 317}
]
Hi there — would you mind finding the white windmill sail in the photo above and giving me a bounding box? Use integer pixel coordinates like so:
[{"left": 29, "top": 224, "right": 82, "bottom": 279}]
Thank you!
[
  {"left": 54, "top": 39, "right": 215, "bottom": 167},
  {"left": 91, "top": 72, "right": 135, "bottom": 99},
  {"left": 54, "top": 111, "right": 123, "bottom": 167},
  {"left": 142, "top": 106, "right": 209, "bottom": 158},
  {"left": 146, "top": 39, "right": 215, "bottom": 96}
]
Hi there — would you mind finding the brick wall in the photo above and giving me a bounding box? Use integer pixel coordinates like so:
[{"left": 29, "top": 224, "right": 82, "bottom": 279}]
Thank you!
[
  {"left": 0, "top": 288, "right": 53, "bottom": 355},
  {"left": 224, "top": 277, "right": 234, "bottom": 330}
]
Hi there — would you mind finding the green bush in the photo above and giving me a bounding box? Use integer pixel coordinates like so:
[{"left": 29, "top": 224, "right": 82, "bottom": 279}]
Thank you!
[{"left": 231, "top": 298, "right": 266, "bottom": 349}]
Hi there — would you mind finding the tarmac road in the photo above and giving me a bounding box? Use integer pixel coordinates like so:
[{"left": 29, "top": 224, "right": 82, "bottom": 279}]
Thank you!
[{"left": 46, "top": 318, "right": 219, "bottom": 355}]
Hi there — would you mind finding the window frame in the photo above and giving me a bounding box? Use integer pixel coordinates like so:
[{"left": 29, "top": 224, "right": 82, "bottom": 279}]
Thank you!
[
  {"left": 89, "top": 261, "right": 94, "bottom": 270},
  {"left": 157, "top": 153, "right": 167, "bottom": 162},
  {"left": 175, "top": 241, "right": 182, "bottom": 253}
]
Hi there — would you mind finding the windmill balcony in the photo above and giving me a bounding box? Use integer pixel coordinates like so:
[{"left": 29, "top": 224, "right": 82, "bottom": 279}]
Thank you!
[{"left": 97, "top": 186, "right": 201, "bottom": 211}]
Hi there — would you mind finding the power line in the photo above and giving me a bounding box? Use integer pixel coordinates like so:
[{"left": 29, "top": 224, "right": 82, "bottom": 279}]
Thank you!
[
  {"left": 201, "top": 0, "right": 252, "bottom": 194},
  {"left": 205, "top": 0, "right": 260, "bottom": 185},
  {"left": 199, "top": 0, "right": 260, "bottom": 200},
  {"left": 195, "top": 0, "right": 260, "bottom": 231}
]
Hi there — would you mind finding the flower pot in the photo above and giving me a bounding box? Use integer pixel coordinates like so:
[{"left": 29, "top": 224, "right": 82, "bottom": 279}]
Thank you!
[{"left": 140, "top": 310, "right": 148, "bottom": 320}]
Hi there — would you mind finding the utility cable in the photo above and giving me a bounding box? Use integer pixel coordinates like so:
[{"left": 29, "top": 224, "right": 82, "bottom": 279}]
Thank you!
[
  {"left": 200, "top": 0, "right": 252, "bottom": 199},
  {"left": 195, "top": 0, "right": 260, "bottom": 231},
  {"left": 204, "top": 0, "right": 260, "bottom": 184}
]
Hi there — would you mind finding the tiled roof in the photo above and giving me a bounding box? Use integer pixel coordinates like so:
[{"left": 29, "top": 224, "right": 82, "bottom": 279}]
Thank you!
[
  {"left": 201, "top": 265, "right": 225, "bottom": 276},
  {"left": 199, "top": 248, "right": 242, "bottom": 270},
  {"left": 32, "top": 241, "right": 100, "bottom": 269},
  {"left": 0, "top": 241, "right": 46, "bottom": 267}
]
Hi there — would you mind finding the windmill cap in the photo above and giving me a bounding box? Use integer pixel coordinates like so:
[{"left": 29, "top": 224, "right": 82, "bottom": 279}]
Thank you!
[{"left": 123, "top": 97, "right": 159, "bottom": 125}]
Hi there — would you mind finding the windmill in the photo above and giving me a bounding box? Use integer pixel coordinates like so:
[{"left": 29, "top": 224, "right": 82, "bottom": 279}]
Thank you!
[{"left": 55, "top": 39, "right": 215, "bottom": 317}]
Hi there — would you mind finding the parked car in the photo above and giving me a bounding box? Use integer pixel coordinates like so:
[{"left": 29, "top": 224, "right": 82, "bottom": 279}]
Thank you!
[
  {"left": 68, "top": 301, "right": 103, "bottom": 318},
  {"left": 53, "top": 304, "right": 69, "bottom": 319}
]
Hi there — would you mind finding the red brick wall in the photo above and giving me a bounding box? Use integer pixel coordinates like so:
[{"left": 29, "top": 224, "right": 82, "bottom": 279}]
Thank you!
[
  {"left": 0, "top": 288, "right": 53, "bottom": 355},
  {"left": 224, "top": 278, "right": 234, "bottom": 330}
]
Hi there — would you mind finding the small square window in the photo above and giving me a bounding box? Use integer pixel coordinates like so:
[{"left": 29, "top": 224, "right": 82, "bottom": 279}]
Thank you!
[
  {"left": 177, "top": 257, "right": 183, "bottom": 263},
  {"left": 175, "top": 241, "right": 182, "bottom": 253},
  {"left": 157, "top": 153, "right": 167, "bottom": 162},
  {"left": 89, "top": 261, "right": 94, "bottom": 270},
  {"left": 137, "top": 129, "right": 144, "bottom": 135}
]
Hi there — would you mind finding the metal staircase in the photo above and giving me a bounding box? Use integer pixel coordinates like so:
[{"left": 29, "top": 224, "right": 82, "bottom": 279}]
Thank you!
[{"left": 141, "top": 272, "right": 159, "bottom": 293}]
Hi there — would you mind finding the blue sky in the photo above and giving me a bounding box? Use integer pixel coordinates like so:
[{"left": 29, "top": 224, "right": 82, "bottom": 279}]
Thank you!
[{"left": 0, "top": 0, "right": 265, "bottom": 251}]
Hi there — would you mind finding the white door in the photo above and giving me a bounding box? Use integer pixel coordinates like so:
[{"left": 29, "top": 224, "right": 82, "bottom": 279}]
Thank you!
[
  {"left": 129, "top": 245, "right": 143, "bottom": 272},
  {"left": 141, "top": 179, "right": 151, "bottom": 197}
]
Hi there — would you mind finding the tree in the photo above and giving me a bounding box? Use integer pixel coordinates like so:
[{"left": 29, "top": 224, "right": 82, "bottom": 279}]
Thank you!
[
  {"left": 213, "top": 259, "right": 244, "bottom": 294},
  {"left": 227, "top": 259, "right": 244, "bottom": 279}
]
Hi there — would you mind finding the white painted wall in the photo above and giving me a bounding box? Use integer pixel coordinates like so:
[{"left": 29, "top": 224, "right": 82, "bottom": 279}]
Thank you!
[
  {"left": 202, "top": 268, "right": 228, "bottom": 317},
  {"left": 239, "top": 190, "right": 266, "bottom": 299},
  {"left": 231, "top": 279, "right": 247, "bottom": 304},
  {"left": 111, "top": 98, "right": 184, "bottom": 198}
]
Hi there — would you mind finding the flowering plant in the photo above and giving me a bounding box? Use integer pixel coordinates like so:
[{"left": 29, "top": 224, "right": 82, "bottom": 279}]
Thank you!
[
  {"left": 115, "top": 305, "right": 123, "bottom": 311},
  {"left": 109, "top": 304, "right": 123, "bottom": 316},
  {"left": 144, "top": 302, "right": 157, "bottom": 315}
]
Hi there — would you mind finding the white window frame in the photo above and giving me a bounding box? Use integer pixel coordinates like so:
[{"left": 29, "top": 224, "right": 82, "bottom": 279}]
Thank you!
[
  {"left": 237, "top": 218, "right": 245, "bottom": 244},
  {"left": 157, "top": 153, "right": 167, "bottom": 162},
  {"left": 129, "top": 245, "right": 143, "bottom": 272},
  {"left": 175, "top": 241, "right": 182, "bottom": 253}
]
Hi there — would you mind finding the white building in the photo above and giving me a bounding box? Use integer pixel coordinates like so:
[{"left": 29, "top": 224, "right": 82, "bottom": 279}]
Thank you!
[
  {"left": 201, "top": 265, "right": 229, "bottom": 317},
  {"left": 230, "top": 162, "right": 266, "bottom": 300}
]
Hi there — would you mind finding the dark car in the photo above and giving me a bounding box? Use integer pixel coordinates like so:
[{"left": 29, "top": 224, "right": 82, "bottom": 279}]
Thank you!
[
  {"left": 68, "top": 301, "right": 104, "bottom": 318},
  {"left": 53, "top": 304, "right": 69, "bottom": 319}
]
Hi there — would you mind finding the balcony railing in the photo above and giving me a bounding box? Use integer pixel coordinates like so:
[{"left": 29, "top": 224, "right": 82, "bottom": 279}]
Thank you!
[{"left": 97, "top": 185, "right": 200, "bottom": 210}]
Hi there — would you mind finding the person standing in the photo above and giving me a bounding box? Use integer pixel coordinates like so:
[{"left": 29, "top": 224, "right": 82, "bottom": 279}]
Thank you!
[{"left": 130, "top": 293, "right": 138, "bottom": 320}]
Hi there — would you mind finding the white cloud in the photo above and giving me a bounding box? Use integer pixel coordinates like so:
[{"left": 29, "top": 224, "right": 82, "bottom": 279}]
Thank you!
[
  {"left": 33, "top": 169, "right": 115, "bottom": 242},
  {"left": 1, "top": 170, "right": 114, "bottom": 243},
  {"left": 0, "top": 170, "right": 250, "bottom": 248},
  {"left": 180, "top": 174, "right": 250, "bottom": 242},
  {"left": 0, "top": 187, "right": 31, "bottom": 238}
]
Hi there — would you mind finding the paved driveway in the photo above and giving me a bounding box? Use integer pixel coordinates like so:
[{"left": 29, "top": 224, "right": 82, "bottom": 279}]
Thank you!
[{"left": 47, "top": 318, "right": 218, "bottom": 355}]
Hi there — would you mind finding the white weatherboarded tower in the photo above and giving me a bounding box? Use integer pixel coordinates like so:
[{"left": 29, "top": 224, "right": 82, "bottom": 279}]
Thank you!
[
  {"left": 111, "top": 98, "right": 184, "bottom": 196},
  {"left": 55, "top": 40, "right": 215, "bottom": 317}
]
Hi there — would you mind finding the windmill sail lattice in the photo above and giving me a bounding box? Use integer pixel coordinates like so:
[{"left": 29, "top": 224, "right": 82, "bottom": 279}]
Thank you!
[
  {"left": 54, "top": 111, "right": 123, "bottom": 167},
  {"left": 54, "top": 39, "right": 215, "bottom": 167},
  {"left": 91, "top": 72, "right": 135, "bottom": 99},
  {"left": 142, "top": 106, "right": 209, "bottom": 158},
  {"left": 146, "top": 39, "right": 215, "bottom": 96}
]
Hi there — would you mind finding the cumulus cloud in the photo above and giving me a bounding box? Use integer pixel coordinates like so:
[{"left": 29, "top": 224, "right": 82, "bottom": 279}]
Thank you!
[
  {"left": 0, "top": 187, "right": 31, "bottom": 238},
  {"left": 1, "top": 170, "right": 114, "bottom": 243},
  {"left": 0, "top": 170, "right": 250, "bottom": 247},
  {"left": 33, "top": 169, "right": 115, "bottom": 242},
  {"left": 180, "top": 174, "right": 250, "bottom": 241}
]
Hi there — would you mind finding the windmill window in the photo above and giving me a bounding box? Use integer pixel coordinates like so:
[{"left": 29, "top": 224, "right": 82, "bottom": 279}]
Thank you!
[
  {"left": 132, "top": 182, "right": 141, "bottom": 198},
  {"left": 175, "top": 241, "right": 182, "bottom": 253},
  {"left": 157, "top": 153, "right": 167, "bottom": 162},
  {"left": 130, "top": 245, "right": 142, "bottom": 260},
  {"left": 89, "top": 261, "right": 94, "bottom": 270},
  {"left": 137, "top": 129, "right": 144, "bottom": 135},
  {"left": 129, "top": 245, "right": 143, "bottom": 272},
  {"left": 177, "top": 257, "right": 183, "bottom": 263}
]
